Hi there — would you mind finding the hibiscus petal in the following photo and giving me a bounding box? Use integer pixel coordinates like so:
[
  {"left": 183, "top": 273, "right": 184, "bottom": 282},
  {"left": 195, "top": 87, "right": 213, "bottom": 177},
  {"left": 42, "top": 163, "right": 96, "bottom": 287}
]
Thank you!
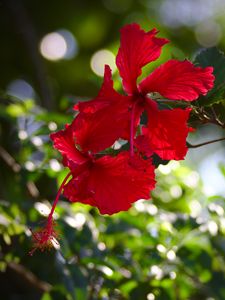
[
  {"left": 63, "top": 169, "right": 97, "bottom": 206},
  {"left": 75, "top": 65, "right": 126, "bottom": 113},
  {"left": 136, "top": 100, "right": 192, "bottom": 160},
  {"left": 74, "top": 100, "right": 132, "bottom": 153},
  {"left": 87, "top": 152, "right": 155, "bottom": 214},
  {"left": 139, "top": 59, "right": 215, "bottom": 100},
  {"left": 116, "top": 23, "right": 169, "bottom": 95},
  {"left": 50, "top": 124, "right": 86, "bottom": 168},
  {"left": 73, "top": 66, "right": 133, "bottom": 153},
  {"left": 64, "top": 152, "right": 155, "bottom": 215}
]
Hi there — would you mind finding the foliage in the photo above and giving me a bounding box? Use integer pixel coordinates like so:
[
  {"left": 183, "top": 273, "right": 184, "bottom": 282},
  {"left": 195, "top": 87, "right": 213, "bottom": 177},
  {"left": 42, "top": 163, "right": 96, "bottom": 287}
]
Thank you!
[{"left": 195, "top": 48, "right": 225, "bottom": 106}]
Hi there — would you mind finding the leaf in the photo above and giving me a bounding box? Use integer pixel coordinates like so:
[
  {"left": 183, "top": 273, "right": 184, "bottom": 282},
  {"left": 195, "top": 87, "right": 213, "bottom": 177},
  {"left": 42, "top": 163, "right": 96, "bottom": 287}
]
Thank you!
[
  {"left": 194, "top": 47, "right": 225, "bottom": 106},
  {"left": 41, "top": 293, "right": 52, "bottom": 300},
  {"left": 219, "top": 163, "right": 225, "bottom": 178}
]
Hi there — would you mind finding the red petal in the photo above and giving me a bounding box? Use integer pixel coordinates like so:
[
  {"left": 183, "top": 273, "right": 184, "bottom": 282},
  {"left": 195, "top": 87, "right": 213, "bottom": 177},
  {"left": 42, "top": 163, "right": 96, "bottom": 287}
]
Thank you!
[
  {"left": 90, "top": 153, "right": 155, "bottom": 214},
  {"left": 139, "top": 59, "right": 215, "bottom": 100},
  {"left": 136, "top": 100, "right": 192, "bottom": 160},
  {"left": 50, "top": 124, "right": 86, "bottom": 169},
  {"left": 63, "top": 169, "right": 96, "bottom": 206},
  {"left": 135, "top": 134, "right": 154, "bottom": 157},
  {"left": 74, "top": 66, "right": 133, "bottom": 153},
  {"left": 74, "top": 101, "right": 131, "bottom": 153},
  {"left": 64, "top": 152, "right": 155, "bottom": 215},
  {"left": 116, "top": 23, "right": 169, "bottom": 95},
  {"left": 76, "top": 65, "right": 125, "bottom": 113}
]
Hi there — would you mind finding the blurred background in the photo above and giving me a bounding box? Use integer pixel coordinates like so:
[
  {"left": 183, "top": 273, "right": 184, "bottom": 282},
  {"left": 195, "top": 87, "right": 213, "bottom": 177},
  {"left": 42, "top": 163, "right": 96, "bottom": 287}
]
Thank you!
[{"left": 0, "top": 0, "right": 225, "bottom": 299}]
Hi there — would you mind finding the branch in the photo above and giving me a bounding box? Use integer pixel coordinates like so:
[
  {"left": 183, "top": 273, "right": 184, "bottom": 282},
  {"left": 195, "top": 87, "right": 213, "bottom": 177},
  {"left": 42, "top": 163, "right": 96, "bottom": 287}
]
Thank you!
[
  {"left": 187, "top": 137, "right": 225, "bottom": 148},
  {"left": 0, "top": 146, "right": 21, "bottom": 173},
  {"left": 191, "top": 106, "right": 225, "bottom": 128},
  {"left": 8, "top": 262, "right": 52, "bottom": 292}
]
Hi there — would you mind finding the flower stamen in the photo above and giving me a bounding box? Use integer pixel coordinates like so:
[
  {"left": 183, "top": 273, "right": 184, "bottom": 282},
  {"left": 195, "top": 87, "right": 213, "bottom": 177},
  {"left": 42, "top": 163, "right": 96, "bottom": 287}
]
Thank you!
[{"left": 29, "top": 172, "right": 72, "bottom": 255}]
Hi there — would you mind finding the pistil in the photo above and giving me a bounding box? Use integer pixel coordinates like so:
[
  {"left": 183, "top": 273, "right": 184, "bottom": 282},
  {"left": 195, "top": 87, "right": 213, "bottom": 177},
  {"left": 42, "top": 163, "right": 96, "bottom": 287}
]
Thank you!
[{"left": 29, "top": 171, "right": 72, "bottom": 255}]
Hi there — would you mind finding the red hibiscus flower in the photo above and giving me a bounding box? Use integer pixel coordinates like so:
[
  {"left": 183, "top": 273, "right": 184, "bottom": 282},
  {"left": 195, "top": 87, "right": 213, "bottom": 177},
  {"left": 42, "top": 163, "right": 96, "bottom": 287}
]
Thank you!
[
  {"left": 76, "top": 23, "right": 214, "bottom": 160},
  {"left": 30, "top": 117, "right": 155, "bottom": 254},
  {"left": 51, "top": 119, "right": 155, "bottom": 215},
  {"left": 30, "top": 23, "right": 215, "bottom": 254}
]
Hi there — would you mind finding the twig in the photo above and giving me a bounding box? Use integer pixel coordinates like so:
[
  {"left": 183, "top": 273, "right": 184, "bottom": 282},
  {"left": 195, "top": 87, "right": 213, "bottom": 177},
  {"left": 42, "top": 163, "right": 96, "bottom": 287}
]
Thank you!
[
  {"left": 0, "top": 146, "right": 21, "bottom": 173},
  {"left": 191, "top": 106, "right": 225, "bottom": 128},
  {"left": 8, "top": 262, "right": 52, "bottom": 292},
  {"left": 187, "top": 137, "right": 225, "bottom": 148}
]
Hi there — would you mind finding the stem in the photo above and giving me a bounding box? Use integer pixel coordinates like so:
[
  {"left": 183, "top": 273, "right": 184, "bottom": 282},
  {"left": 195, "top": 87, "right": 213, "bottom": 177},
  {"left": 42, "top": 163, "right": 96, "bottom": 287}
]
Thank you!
[
  {"left": 130, "top": 103, "right": 137, "bottom": 157},
  {"left": 48, "top": 172, "right": 72, "bottom": 220},
  {"left": 187, "top": 137, "right": 225, "bottom": 148}
]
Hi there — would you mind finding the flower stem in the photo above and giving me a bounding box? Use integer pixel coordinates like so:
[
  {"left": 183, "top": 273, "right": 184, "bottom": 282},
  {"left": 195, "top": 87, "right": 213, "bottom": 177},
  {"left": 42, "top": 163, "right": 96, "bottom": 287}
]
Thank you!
[
  {"left": 130, "top": 102, "right": 137, "bottom": 157},
  {"left": 187, "top": 137, "right": 225, "bottom": 148},
  {"left": 48, "top": 171, "right": 72, "bottom": 221}
]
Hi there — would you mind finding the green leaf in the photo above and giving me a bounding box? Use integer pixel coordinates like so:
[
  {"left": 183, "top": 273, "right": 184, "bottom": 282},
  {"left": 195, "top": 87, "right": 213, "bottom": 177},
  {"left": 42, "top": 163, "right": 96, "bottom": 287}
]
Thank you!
[
  {"left": 41, "top": 293, "right": 52, "bottom": 300},
  {"left": 219, "top": 163, "right": 225, "bottom": 178},
  {"left": 6, "top": 103, "right": 25, "bottom": 117},
  {"left": 194, "top": 47, "right": 225, "bottom": 106}
]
